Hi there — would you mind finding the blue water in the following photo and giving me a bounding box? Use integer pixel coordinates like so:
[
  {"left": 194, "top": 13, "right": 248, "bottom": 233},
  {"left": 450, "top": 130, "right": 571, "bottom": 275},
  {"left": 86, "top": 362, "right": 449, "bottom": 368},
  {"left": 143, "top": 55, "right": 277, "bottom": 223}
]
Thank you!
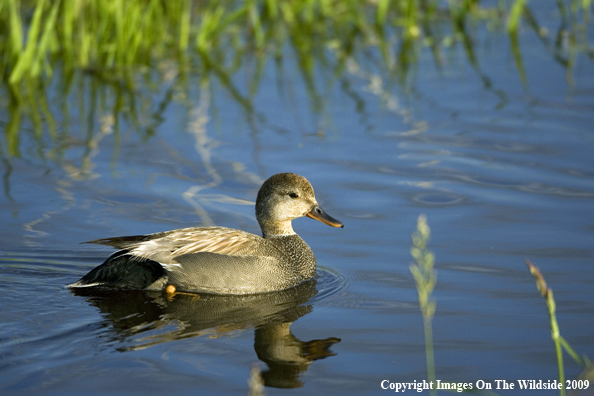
[{"left": 1, "top": 6, "right": 593, "bottom": 396}]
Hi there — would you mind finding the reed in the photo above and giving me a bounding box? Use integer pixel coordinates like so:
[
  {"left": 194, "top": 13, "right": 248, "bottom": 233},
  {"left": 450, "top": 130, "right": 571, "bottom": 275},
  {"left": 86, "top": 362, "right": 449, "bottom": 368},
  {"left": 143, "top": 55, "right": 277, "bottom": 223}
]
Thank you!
[
  {"left": 525, "top": 259, "right": 591, "bottom": 396},
  {"left": 410, "top": 214, "right": 437, "bottom": 396},
  {"left": 407, "top": 228, "right": 593, "bottom": 396}
]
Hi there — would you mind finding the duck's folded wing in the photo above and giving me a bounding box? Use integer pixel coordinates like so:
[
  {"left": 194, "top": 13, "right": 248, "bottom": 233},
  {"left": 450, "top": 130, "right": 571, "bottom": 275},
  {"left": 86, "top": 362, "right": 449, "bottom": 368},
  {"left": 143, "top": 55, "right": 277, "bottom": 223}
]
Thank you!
[{"left": 85, "top": 227, "right": 265, "bottom": 263}]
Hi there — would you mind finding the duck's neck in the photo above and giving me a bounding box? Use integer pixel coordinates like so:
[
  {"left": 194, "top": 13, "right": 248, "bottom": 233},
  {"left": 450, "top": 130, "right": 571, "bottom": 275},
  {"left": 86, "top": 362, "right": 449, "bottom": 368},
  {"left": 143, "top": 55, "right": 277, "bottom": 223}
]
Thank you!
[{"left": 259, "top": 220, "right": 296, "bottom": 238}]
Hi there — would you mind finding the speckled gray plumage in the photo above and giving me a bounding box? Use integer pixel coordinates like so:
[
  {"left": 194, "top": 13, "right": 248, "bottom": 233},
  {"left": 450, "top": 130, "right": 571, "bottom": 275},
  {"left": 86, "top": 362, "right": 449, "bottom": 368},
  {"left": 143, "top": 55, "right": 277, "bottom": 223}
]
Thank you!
[{"left": 69, "top": 173, "right": 343, "bottom": 295}]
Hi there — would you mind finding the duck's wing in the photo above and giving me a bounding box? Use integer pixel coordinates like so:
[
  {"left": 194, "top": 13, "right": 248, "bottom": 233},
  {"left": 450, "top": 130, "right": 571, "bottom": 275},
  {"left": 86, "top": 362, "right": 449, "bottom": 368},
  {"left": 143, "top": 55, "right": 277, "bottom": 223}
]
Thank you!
[{"left": 85, "top": 226, "right": 265, "bottom": 264}]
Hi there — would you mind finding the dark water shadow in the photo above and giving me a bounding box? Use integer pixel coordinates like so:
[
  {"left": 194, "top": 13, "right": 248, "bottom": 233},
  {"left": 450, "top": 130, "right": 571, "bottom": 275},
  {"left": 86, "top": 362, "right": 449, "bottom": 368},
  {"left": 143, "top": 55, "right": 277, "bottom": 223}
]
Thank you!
[{"left": 71, "top": 278, "right": 340, "bottom": 389}]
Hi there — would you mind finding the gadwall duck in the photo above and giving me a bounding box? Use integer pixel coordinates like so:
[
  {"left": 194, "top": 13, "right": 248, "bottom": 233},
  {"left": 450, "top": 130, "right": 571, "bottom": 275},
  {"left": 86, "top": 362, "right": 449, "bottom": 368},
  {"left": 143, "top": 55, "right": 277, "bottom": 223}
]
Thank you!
[{"left": 68, "top": 173, "right": 343, "bottom": 294}]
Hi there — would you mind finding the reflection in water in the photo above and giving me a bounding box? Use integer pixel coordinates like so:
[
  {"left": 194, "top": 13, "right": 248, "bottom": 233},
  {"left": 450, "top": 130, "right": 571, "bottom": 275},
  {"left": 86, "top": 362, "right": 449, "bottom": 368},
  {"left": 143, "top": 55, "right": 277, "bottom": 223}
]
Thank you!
[{"left": 71, "top": 278, "right": 339, "bottom": 389}]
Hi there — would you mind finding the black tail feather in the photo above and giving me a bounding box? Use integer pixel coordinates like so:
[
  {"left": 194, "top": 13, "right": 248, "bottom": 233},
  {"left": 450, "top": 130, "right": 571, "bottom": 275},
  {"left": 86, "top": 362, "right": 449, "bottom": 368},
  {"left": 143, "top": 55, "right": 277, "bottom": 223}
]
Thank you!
[
  {"left": 83, "top": 232, "right": 168, "bottom": 249},
  {"left": 69, "top": 250, "right": 166, "bottom": 290}
]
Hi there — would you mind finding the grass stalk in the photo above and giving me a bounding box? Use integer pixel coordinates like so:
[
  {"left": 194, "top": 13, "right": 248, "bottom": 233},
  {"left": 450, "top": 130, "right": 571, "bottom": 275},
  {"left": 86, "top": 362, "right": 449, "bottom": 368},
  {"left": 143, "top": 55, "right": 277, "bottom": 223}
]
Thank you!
[
  {"left": 507, "top": 0, "right": 529, "bottom": 35},
  {"left": 525, "top": 260, "right": 565, "bottom": 395},
  {"left": 525, "top": 259, "right": 591, "bottom": 396},
  {"left": 410, "top": 215, "right": 437, "bottom": 395},
  {"left": 7, "top": 0, "right": 24, "bottom": 61}
]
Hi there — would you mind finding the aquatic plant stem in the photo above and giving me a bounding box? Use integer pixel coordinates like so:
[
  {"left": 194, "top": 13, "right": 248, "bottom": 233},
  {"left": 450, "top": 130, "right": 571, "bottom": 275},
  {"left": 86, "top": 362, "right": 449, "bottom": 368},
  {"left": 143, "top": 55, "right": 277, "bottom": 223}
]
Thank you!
[
  {"left": 526, "top": 259, "right": 594, "bottom": 396},
  {"left": 547, "top": 287, "right": 566, "bottom": 396},
  {"left": 526, "top": 259, "right": 579, "bottom": 396},
  {"left": 423, "top": 315, "right": 436, "bottom": 389},
  {"left": 526, "top": 261, "right": 564, "bottom": 395}
]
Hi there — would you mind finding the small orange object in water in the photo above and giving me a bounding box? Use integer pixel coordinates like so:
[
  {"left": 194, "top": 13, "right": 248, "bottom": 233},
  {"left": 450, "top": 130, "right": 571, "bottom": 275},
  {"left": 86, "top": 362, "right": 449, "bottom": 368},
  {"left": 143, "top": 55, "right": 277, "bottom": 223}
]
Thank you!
[{"left": 165, "top": 284, "right": 176, "bottom": 294}]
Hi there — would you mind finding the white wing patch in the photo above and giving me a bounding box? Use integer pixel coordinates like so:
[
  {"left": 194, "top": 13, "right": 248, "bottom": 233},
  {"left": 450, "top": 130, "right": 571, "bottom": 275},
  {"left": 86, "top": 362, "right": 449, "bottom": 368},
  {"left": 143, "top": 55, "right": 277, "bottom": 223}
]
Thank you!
[
  {"left": 160, "top": 262, "right": 182, "bottom": 269},
  {"left": 67, "top": 281, "right": 104, "bottom": 288}
]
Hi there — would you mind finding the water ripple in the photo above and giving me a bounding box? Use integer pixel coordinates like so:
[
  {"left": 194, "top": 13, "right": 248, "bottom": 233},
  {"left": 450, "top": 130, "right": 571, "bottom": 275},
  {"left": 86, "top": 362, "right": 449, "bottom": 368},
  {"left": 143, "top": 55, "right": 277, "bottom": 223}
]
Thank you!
[{"left": 312, "top": 267, "right": 352, "bottom": 304}]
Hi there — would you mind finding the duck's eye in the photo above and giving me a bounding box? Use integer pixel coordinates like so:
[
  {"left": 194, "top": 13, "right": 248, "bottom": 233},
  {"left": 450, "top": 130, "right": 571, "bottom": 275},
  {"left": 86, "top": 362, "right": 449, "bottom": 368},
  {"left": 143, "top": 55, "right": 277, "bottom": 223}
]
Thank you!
[{"left": 289, "top": 192, "right": 299, "bottom": 199}]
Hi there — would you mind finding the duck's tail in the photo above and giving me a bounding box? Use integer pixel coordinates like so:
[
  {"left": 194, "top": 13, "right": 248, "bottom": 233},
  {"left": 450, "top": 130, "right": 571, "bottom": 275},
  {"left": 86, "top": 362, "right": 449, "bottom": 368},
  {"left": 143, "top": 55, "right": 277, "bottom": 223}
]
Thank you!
[{"left": 68, "top": 250, "right": 167, "bottom": 290}]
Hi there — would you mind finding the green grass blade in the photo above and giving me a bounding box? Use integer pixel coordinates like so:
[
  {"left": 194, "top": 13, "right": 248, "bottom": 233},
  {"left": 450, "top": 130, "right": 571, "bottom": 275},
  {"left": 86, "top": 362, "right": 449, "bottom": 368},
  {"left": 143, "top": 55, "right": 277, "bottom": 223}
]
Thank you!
[
  {"left": 507, "top": 0, "right": 529, "bottom": 34},
  {"left": 31, "top": 0, "right": 60, "bottom": 79},
  {"left": 8, "top": 0, "right": 24, "bottom": 58},
  {"left": 9, "top": 0, "right": 47, "bottom": 84}
]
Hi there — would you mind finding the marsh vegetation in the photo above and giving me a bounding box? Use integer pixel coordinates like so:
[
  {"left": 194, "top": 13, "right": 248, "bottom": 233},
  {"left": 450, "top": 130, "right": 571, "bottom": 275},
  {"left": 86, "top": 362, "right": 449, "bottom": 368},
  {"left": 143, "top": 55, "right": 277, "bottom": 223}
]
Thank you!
[{"left": 1, "top": 0, "right": 592, "bottom": 157}]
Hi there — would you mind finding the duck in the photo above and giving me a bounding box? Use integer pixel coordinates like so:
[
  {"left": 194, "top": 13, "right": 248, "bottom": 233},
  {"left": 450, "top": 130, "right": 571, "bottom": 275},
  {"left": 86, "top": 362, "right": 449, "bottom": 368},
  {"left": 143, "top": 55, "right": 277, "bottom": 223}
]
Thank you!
[{"left": 68, "top": 173, "right": 343, "bottom": 295}]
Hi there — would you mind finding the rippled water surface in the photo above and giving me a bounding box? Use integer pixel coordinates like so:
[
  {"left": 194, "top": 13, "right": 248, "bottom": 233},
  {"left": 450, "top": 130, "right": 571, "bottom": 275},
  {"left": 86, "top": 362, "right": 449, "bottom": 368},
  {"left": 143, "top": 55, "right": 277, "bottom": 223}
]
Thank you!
[{"left": 2, "top": 8, "right": 594, "bottom": 396}]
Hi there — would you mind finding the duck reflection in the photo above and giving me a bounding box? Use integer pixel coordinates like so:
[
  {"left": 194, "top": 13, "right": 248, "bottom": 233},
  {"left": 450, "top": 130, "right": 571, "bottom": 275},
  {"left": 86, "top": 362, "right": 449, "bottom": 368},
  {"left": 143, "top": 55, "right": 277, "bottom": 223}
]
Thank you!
[{"left": 71, "top": 279, "right": 339, "bottom": 388}]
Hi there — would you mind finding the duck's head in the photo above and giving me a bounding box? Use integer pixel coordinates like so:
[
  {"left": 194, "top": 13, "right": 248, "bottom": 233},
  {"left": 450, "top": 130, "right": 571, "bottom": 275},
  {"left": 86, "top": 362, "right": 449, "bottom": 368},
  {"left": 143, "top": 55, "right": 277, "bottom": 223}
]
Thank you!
[{"left": 256, "top": 173, "right": 343, "bottom": 237}]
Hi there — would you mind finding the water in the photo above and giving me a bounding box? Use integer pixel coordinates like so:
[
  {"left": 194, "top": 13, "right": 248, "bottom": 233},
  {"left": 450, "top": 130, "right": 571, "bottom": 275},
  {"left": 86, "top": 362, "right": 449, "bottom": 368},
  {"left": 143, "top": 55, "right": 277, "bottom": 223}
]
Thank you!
[{"left": 1, "top": 8, "right": 594, "bottom": 396}]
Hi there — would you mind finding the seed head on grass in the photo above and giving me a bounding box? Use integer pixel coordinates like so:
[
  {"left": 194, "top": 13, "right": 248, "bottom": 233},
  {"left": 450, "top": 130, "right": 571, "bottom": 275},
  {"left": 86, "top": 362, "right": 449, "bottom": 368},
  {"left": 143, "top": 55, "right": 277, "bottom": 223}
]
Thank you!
[
  {"left": 410, "top": 214, "right": 436, "bottom": 393},
  {"left": 410, "top": 214, "right": 436, "bottom": 319},
  {"left": 525, "top": 259, "right": 590, "bottom": 396},
  {"left": 525, "top": 259, "right": 550, "bottom": 299}
]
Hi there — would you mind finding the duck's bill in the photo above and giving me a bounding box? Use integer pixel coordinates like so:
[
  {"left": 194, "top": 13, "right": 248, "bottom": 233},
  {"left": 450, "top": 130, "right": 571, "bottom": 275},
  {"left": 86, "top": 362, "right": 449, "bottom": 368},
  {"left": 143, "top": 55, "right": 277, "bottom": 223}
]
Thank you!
[{"left": 307, "top": 206, "right": 344, "bottom": 228}]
